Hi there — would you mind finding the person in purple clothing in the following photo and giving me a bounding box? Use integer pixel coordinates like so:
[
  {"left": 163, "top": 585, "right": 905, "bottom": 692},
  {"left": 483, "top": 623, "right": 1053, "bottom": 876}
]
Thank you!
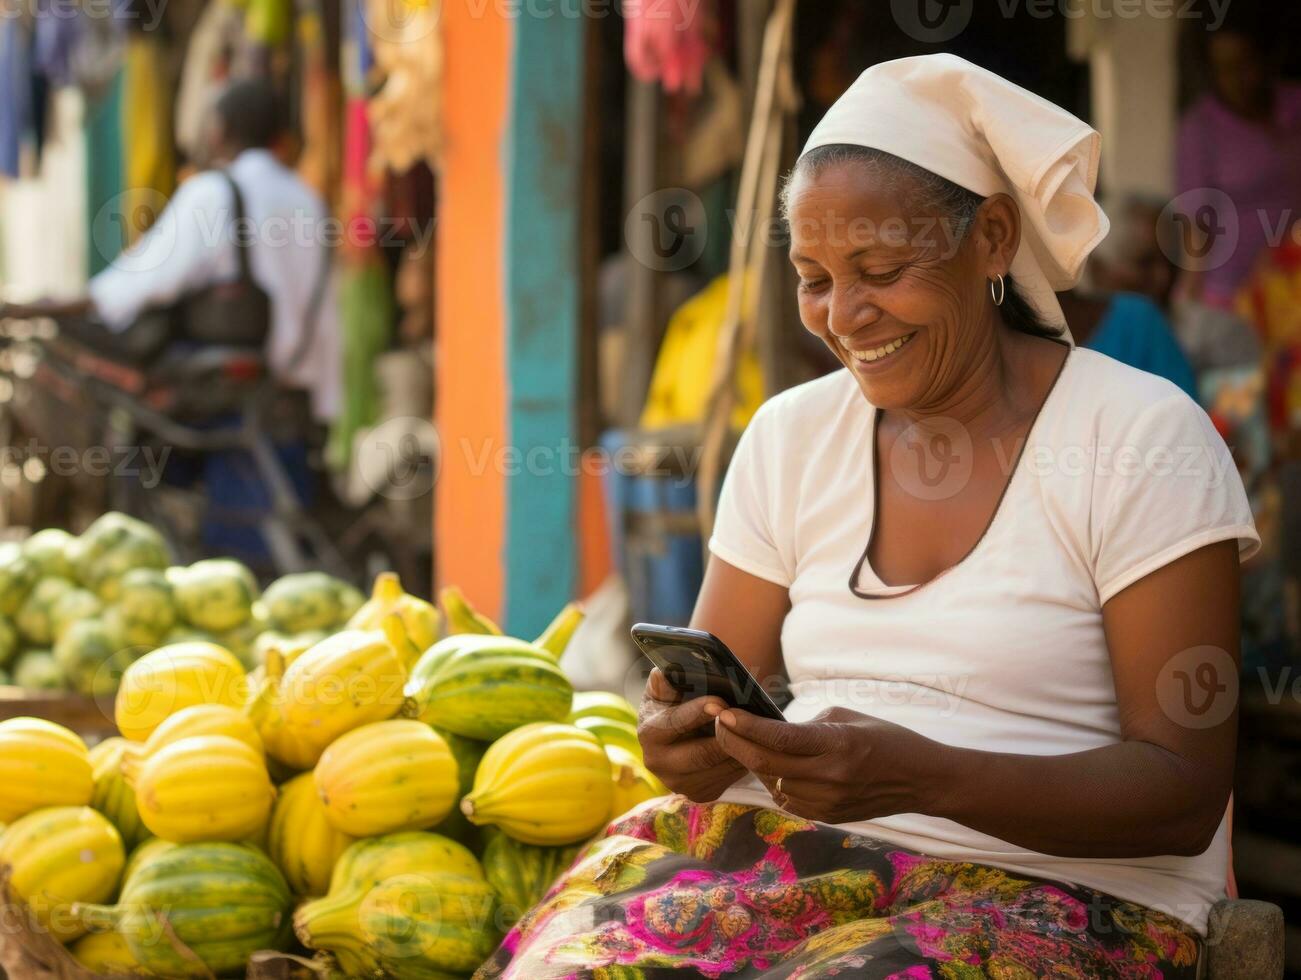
[{"left": 1175, "top": 20, "right": 1301, "bottom": 309}]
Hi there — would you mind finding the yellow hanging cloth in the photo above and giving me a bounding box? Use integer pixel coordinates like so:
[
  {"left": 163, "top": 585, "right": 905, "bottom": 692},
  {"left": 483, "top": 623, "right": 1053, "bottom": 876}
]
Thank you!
[
  {"left": 246, "top": 0, "right": 293, "bottom": 46},
  {"left": 121, "top": 34, "right": 175, "bottom": 244},
  {"left": 640, "top": 274, "right": 764, "bottom": 431}
]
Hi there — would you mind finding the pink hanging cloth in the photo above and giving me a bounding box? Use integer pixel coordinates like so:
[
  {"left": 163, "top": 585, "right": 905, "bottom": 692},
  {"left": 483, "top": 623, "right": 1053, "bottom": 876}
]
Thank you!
[{"left": 622, "top": 0, "right": 713, "bottom": 94}]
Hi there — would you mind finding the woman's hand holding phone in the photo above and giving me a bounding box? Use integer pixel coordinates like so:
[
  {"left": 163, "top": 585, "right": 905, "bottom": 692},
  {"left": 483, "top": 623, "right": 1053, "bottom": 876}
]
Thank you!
[{"left": 638, "top": 668, "right": 747, "bottom": 803}]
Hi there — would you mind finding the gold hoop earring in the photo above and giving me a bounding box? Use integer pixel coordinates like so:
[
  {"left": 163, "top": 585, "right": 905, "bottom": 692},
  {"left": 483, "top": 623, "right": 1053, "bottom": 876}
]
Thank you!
[{"left": 990, "top": 274, "right": 1006, "bottom": 307}]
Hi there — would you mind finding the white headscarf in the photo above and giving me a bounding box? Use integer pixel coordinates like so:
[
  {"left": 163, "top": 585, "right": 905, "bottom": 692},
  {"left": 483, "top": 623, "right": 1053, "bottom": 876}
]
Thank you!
[{"left": 802, "top": 53, "right": 1108, "bottom": 342}]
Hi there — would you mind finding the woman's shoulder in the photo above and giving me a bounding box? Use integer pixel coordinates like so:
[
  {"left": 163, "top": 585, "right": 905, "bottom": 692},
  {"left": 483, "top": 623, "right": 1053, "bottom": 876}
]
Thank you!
[{"left": 1054, "top": 347, "right": 1212, "bottom": 445}]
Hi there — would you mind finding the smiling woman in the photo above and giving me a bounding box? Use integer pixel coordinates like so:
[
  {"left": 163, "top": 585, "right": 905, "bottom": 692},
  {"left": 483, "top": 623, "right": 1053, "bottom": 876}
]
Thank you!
[{"left": 481, "top": 54, "right": 1259, "bottom": 980}]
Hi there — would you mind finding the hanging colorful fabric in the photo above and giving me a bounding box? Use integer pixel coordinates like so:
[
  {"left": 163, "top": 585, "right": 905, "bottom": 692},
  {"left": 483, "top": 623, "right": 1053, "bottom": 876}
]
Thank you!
[
  {"left": 640, "top": 274, "right": 763, "bottom": 431},
  {"left": 0, "top": 17, "right": 33, "bottom": 178},
  {"left": 245, "top": 0, "right": 292, "bottom": 48},
  {"left": 622, "top": 0, "right": 712, "bottom": 94},
  {"left": 84, "top": 69, "right": 125, "bottom": 274},
  {"left": 295, "top": 0, "right": 340, "bottom": 199},
  {"left": 367, "top": 0, "right": 444, "bottom": 173},
  {"left": 328, "top": 258, "right": 394, "bottom": 470},
  {"left": 120, "top": 32, "right": 175, "bottom": 245}
]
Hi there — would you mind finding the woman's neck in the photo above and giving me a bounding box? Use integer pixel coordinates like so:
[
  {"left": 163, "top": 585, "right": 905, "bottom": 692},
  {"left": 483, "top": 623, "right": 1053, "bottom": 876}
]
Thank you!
[{"left": 893, "top": 319, "right": 1044, "bottom": 441}]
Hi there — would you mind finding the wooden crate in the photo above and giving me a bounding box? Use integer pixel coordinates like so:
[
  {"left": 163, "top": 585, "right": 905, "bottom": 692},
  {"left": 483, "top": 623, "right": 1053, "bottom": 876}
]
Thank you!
[{"left": 0, "top": 687, "right": 117, "bottom": 742}]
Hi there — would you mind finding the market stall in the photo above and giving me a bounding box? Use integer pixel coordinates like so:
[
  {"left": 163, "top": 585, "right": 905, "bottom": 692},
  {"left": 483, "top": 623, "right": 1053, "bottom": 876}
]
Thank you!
[{"left": 0, "top": 509, "right": 655, "bottom": 976}]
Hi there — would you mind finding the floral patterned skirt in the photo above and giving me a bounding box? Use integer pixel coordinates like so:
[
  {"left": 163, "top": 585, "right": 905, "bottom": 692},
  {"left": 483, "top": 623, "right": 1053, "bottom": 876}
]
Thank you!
[{"left": 476, "top": 797, "right": 1202, "bottom": 980}]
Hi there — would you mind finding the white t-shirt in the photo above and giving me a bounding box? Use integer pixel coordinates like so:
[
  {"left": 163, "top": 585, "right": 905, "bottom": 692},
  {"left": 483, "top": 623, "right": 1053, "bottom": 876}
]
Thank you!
[
  {"left": 710, "top": 347, "right": 1259, "bottom": 935},
  {"left": 88, "top": 149, "right": 342, "bottom": 422}
]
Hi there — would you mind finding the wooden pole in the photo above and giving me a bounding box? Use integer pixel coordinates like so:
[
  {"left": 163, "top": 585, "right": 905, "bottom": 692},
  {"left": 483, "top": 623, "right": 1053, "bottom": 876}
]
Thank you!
[
  {"left": 618, "top": 80, "right": 662, "bottom": 429},
  {"left": 696, "top": 0, "right": 798, "bottom": 541}
]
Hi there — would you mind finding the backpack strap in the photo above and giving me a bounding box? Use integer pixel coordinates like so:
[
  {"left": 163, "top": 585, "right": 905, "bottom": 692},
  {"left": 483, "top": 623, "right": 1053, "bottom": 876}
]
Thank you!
[{"left": 220, "top": 170, "right": 255, "bottom": 285}]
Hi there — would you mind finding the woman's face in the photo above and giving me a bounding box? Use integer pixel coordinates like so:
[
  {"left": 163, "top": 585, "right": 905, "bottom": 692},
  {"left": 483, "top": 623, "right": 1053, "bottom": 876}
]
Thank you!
[{"left": 786, "top": 160, "right": 1008, "bottom": 411}]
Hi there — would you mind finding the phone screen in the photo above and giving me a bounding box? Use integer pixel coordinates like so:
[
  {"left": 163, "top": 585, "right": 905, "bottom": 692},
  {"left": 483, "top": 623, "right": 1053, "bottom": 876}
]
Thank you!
[{"left": 631, "top": 624, "right": 785, "bottom": 721}]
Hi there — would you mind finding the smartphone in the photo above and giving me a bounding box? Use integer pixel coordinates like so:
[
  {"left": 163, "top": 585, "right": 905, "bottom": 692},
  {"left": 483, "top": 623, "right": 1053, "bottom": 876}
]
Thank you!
[{"left": 630, "top": 623, "right": 785, "bottom": 721}]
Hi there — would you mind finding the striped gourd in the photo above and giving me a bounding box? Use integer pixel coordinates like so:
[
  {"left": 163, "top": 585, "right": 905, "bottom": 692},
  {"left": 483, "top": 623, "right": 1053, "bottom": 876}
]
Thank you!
[
  {"left": 267, "top": 772, "right": 355, "bottom": 896},
  {"left": 532, "top": 602, "right": 585, "bottom": 659},
  {"left": 88, "top": 737, "right": 149, "bottom": 849},
  {"left": 431, "top": 727, "right": 490, "bottom": 846},
  {"left": 0, "top": 717, "right": 92, "bottom": 822},
  {"left": 439, "top": 585, "right": 503, "bottom": 635},
  {"left": 122, "top": 703, "right": 263, "bottom": 785},
  {"left": 482, "top": 833, "right": 580, "bottom": 925},
  {"left": 251, "top": 627, "right": 407, "bottom": 770},
  {"left": 357, "top": 873, "right": 501, "bottom": 974},
  {"left": 461, "top": 722, "right": 613, "bottom": 845},
  {"left": 169, "top": 559, "right": 259, "bottom": 632},
  {"left": 73, "top": 842, "right": 292, "bottom": 978},
  {"left": 122, "top": 837, "right": 175, "bottom": 886},
  {"left": 0, "top": 806, "right": 124, "bottom": 942},
  {"left": 113, "top": 642, "right": 247, "bottom": 742},
  {"left": 314, "top": 719, "right": 459, "bottom": 836},
  {"left": 605, "top": 744, "right": 669, "bottom": 822},
  {"left": 401, "top": 635, "right": 573, "bottom": 740},
  {"left": 134, "top": 734, "right": 275, "bottom": 843},
  {"left": 295, "top": 831, "right": 490, "bottom": 978},
  {"left": 262, "top": 572, "right": 347, "bottom": 633},
  {"left": 566, "top": 690, "right": 639, "bottom": 726},
  {"left": 328, "top": 831, "right": 482, "bottom": 896},
  {"left": 297, "top": 872, "right": 499, "bottom": 978},
  {"left": 573, "top": 715, "right": 644, "bottom": 761}
]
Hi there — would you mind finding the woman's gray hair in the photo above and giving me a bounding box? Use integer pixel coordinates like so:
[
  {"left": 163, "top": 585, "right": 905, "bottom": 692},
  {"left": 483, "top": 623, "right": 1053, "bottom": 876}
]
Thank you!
[{"left": 781, "top": 144, "right": 1064, "bottom": 341}]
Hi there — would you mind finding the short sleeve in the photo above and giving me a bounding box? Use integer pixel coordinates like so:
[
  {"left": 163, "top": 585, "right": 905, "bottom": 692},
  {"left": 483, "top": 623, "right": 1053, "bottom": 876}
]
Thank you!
[
  {"left": 88, "top": 175, "right": 228, "bottom": 331},
  {"left": 708, "top": 401, "right": 793, "bottom": 588},
  {"left": 1092, "top": 393, "right": 1259, "bottom": 604}
]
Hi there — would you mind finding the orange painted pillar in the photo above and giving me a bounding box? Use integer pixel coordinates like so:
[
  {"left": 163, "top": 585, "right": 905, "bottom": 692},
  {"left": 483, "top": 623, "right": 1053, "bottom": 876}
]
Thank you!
[{"left": 434, "top": 0, "right": 511, "bottom": 620}]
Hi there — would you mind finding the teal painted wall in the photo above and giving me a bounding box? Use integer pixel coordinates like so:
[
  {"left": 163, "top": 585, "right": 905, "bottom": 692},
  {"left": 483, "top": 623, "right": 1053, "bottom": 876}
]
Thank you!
[{"left": 501, "top": 15, "right": 585, "bottom": 636}]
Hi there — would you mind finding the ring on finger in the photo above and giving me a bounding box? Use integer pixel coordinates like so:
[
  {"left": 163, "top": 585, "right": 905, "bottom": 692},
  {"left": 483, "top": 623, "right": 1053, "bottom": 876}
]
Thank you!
[{"left": 773, "top": 775, "right": 790, "bottom": 809}]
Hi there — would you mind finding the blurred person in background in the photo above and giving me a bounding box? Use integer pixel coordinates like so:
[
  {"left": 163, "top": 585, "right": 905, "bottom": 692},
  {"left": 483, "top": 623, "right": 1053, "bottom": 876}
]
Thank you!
[
  {"left": 1057, "top": 198, "right": 1198, "bottom": 398},
  {"left": 1089, "top": 195, "right": 1178, "bottom": 309},
  {"left": 0, "top": 78, "right": 341, "bottom": 424},
  {"left": 1174, "top": 15, "right": 1301, "bottom": 311},
  {"left": 1070, "top": 194, "right": 1262, "bottom": 385}
]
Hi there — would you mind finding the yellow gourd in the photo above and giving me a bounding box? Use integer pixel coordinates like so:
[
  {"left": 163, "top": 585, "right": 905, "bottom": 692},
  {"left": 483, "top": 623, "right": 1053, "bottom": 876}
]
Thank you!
[
  {"left": 0, "top": 717, "right": 92, "bottom": 823},
  {"left": 70, "top": 929, "right": 147, "bottom": 974},
  {"left": 440, "top": 584, "right": 503, "bottom": 636},
  {"left": 461, "top": 722, "right": 613, "bottom": 845},
  {"left": 315, "top": 719, "right": 459, "bottom": 836},
  {"left": 267, "top": 773, "right": 356, "bottom": 896},
  {"left": 346, "top": 572, "right": 440, "bottom": 666},
  {"left": 533, "top": 602, "right": 585, "bottom": 659},
  {"left": 122, "top": 703, "right": 263, "bottom": 785},
  {"left": 0, "top": 806, "right": 124, "bottom": 942},
  {"left": 134, "top": 735, "right": 275, "bottom": 843},
  {"left": 605, "top": 744, "right": 669, "bottom": 821},
  {"left": 114, "top": 642, "right": 247, "bottom": 742},
  {"left": 247, "top": 626, "right": 407, "bottom": 770}
]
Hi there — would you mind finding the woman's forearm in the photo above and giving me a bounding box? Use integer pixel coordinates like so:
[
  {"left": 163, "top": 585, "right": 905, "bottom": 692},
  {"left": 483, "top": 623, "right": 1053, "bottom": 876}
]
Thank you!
[{"left": 916, "top": 737, "right": 1228, "bottom": 859}]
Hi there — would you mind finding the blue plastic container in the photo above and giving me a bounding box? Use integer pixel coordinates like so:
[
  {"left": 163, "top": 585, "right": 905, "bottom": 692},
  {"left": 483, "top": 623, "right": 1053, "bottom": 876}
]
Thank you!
[{"left": 599, "top": 429, "right": 703, "bottom": 627}]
